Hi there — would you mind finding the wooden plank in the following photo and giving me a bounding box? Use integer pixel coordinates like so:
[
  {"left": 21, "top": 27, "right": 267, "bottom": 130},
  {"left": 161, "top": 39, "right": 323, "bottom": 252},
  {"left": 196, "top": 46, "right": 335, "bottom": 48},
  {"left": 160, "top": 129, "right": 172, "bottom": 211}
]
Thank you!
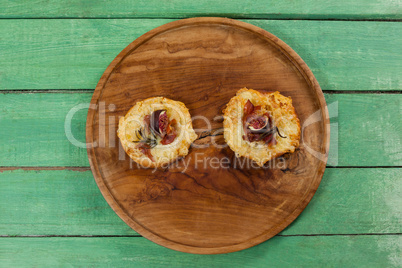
[
  {"left": 0, "top": 93, "right": 400, "bottom": 167},
  {"left": 325, "top": 94, "right": 402, "bottom": 167},
  {"left": 1, "top": 236, "right": 401, "bottom": 267},
  {"left": 0, "top": 170, "right": 135, "bottom": 236},
  {"left": 0, "top": 93, "right": 92, "bottom": 167},
  {"left": 1, "top": 0, "right": 401, "bottom": 19},
  {"left": 0, "top": 20, "right": 400, "bottom": 91},
  {"left": 1, "top": 168, "right": 400, "bottom": 236}
]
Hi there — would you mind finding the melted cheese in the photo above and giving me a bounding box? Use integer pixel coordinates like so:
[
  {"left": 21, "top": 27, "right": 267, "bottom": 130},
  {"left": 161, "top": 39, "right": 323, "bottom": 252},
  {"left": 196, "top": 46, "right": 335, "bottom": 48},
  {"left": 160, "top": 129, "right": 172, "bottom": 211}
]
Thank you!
[
  {"left": 223, "top": 88, "right": 301, "bottom": 166},
  {"left": 118, "top": 97, "right": 197, "bottom": 168}
]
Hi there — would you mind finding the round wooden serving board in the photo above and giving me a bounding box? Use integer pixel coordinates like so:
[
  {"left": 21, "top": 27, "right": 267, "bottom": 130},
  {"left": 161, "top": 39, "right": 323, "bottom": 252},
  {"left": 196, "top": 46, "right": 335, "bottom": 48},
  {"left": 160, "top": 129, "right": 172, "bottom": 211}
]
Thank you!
[{"left": 86, "top": 17, "right": 330, "bottom": 254}]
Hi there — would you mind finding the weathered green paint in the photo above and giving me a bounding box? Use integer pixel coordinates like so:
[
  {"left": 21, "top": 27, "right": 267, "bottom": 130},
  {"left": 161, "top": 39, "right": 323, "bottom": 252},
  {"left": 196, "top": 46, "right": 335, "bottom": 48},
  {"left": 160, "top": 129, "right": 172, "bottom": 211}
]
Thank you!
[
  {"left": 0, "top": 169, "right": 135, "bottom": 236},
  {"left": 1, "top": 0, "right": 401, "bottom": 19},
  {"left": 1, "top": 168, "right": 400, "bottom": 236},
  {"left": 324, "top": 94, "right": 402, "bottom": 167},
  {"left": 1, "top": 235, "right": 401, "bottom": 267},
  {"left": 0, "top": 93, "right": 91, "bottom": 167},
  {"left": 0, "top": 93, "right": 400, "bottom": 167},
  {"left": 0, "top": 0, "right": 400, "bottom": 264},
  {"left": 0, "top": 20, "right": 401, "bottom": 91}
]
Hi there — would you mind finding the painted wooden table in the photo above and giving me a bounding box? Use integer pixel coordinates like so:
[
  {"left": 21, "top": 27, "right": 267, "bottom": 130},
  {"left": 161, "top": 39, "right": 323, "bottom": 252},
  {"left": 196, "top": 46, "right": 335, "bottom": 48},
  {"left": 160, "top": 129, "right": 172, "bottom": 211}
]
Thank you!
[{"left": 0, "top": 1, "right": 401, "bottom": 266}]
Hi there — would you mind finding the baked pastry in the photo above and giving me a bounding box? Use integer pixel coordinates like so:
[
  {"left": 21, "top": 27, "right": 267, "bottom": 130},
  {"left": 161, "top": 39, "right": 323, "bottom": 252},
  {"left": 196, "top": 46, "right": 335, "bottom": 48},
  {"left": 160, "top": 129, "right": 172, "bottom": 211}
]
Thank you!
[
  {"left": 223, "top": 88, "right": 300, "bottom": 166},
  {"left": 118, "top": 97, "right": 197, "bottom": 168}
]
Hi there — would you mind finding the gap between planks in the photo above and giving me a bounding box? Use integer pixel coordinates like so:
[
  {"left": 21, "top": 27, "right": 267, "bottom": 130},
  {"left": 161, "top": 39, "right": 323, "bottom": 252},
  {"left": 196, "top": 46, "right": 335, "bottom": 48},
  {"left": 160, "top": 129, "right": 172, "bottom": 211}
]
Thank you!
[
  {"left": 0, "top": 17, "right": 401, "bottom": 22},
  {"left": 0, "top": 90, "right": 401, "bottom": 94},
  {"left": 0, "top": 89, "right": 95, "bottom": 94},
  {"left": 1, "top": 233, "right": 401, "bottom": 238},
  {"left": 0, "top": 166, "right": 91, "bottom": 172},
  {"left": 0, "top": 166, "right": 401, "bottom": 172}
]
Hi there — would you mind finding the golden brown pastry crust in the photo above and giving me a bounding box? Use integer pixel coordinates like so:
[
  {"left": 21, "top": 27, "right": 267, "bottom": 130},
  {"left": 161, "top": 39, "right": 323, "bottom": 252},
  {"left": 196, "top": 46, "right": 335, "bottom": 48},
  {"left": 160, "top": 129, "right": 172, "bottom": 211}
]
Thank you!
[
  {"left": 118, "top": 97, "right": 197, "bottom": 168},
  {"left": 223, "top": 88, "right": 301, "bottom": 166}
]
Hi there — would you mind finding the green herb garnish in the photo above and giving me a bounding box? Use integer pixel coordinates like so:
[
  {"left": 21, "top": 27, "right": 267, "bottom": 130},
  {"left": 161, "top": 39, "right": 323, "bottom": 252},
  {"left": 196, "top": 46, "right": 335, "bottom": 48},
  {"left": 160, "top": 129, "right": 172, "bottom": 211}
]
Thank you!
[{"left": 132, "top": 127, "right": 158, "bottom": 148}]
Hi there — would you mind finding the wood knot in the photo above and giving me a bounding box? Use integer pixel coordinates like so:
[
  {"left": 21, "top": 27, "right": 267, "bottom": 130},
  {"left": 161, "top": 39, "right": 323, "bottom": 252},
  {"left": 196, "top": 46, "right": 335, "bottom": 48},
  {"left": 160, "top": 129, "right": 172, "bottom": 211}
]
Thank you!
[
  {"left": 145, "top": 179, "right": 174, "bottom": 200},
  {"left": 280, "top": 148, "right": 307, "bottom": 175}
]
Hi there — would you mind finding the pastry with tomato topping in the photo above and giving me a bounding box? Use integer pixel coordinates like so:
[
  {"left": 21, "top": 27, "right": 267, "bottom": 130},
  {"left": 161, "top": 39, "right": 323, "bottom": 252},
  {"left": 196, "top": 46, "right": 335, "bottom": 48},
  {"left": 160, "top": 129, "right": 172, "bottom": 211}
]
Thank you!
[
  {"left": 223, "top": 88, "right": 300, "bottom": 166},
  {"left": 118, "top": 97, "right": 197, "bottom": 168}
]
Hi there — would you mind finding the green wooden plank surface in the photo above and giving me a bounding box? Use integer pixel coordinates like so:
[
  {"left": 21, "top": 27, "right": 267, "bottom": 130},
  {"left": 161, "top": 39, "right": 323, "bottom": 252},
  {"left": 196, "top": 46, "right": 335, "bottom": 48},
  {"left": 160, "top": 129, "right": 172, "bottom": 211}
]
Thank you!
[
  {"left": 0, "top": 20, "right": 401, "bottom": 91},
  {"left": 1, "top": 235, "right": 401, "bottom": 267},
  {"left": 1, "top": 168, "right": 401, "bottom": 236},
  {"left": 0, "top": 93, "right": 91, "bottom": 167},
  {"left": 0, "top": 169, "right": 135, "bottom": 236},
  {"left": 324, "top": 93, "right": 402, "bottom": 167},
  {"left": 0, "top": 93, "right": 400, "bottom": 167},
  {"left": 1, "top": 0, "right": 401, "bottom": 19}
]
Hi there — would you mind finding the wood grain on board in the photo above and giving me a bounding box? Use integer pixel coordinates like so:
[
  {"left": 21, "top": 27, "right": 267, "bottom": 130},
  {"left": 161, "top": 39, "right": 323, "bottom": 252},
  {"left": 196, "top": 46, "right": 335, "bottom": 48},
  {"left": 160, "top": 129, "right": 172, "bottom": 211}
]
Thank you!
[
  {"left": 0, "top": 20, "right": 401, "bottom": 91},
  {"left": 86, "top": 18, "right": 329, "bottom": 253}
]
